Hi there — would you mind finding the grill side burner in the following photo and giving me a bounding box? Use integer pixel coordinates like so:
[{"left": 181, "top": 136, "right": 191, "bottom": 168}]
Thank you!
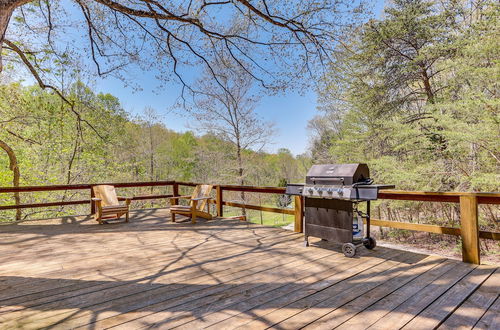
[{"left": 286, "top": 163, "right": 395, "bottom": 257}]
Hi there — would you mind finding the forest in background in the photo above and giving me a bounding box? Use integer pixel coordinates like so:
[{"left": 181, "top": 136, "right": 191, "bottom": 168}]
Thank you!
[
  {"left": 309, "top": 0, "right": 499, "bottom": 259},
  {"left": 0, "top": 81, "right": 310, "bottom": 222}
]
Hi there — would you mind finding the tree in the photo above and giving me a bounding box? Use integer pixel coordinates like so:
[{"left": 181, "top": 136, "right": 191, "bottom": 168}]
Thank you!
[
  {"left": 311, "top": 0, "right": 499, "bottom": 192},
  {"left": 0, "top": 1, "right": 368, "bottom": 189},
  {"left": 1, "top": 0, "right": 368, "bottom": 94},
  {"left": 0, "top": 138, "right": 20, "bottom": 220},
  {"left": 313, "top": 0, "right": 464, "bottom": 164},
  {"left": 308, "top": 0, "right": 499, "bottom": 253},
  {"left": 188, "top": 58, "right": 274, "bottom": 209},
  {"left": 0, "top": 81, "right": 313, "bottom": 222}
]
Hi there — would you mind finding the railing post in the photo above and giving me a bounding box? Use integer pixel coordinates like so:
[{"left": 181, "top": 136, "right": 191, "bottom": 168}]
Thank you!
[
  {"left": 216, "top": 185, "right": 223, "bottom": 217},
  {"left": 460, "top": 194, "right": 480, "bottom": 264},
  {"left": 294, "top": 196, "right": 303, "bottom": 233},
  {"left": 90, "top": 187, "right": 95, "bottom": 215},
  {"left": 172, "top": 182, "right": 179, "bottom": 196}
]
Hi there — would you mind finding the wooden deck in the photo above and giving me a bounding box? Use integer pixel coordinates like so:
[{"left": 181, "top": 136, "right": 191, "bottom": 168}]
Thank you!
[{"left": 0, "top": 209, "right": 498, "bottom": 329}]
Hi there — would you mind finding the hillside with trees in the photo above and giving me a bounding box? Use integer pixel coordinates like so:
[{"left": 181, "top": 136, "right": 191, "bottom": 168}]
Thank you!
[
  {"left": 0, "top": 82, "right": 310, "bottom": 222},
  {"left": 310, "top": 0, "right": 499, "bottom": 259}
]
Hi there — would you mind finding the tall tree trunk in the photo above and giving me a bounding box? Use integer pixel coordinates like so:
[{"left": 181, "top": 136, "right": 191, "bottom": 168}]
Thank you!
[
  {"left": 0, "top": 138, "right": 21, "bottom": 220},
  {"left": 0, "top": 0, "right": 32, "bottom": 72},
  {"left": 236, "top": 143, "right": 246, "bottom": 216},
  {"left": 420, "top": 67, "right": 435, "bottom": 104},
  {"left": 149, "top": 125, "right": 154, "bottom": 207},
  {"left": 0, "top": 4, "right": 13, "bottom": 72}
]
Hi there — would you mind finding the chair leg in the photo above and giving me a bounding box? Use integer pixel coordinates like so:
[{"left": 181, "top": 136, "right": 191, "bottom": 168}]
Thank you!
[
  {"left": 191, "top": 200, "right": 198, "bottom": 224},
  {"left": 125, "top": 211, "right": 129, "bottom": 222},
  {"left": 94, "top": 201, "right": 103, "bottom": 224},
  {"left": 172, "top": 212, "right": 176, "bottom": 223}
]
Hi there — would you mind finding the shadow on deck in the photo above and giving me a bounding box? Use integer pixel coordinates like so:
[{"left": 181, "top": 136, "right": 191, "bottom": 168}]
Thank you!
[{"left": 0, "top": 209, "right": 498, "bottom": 329}]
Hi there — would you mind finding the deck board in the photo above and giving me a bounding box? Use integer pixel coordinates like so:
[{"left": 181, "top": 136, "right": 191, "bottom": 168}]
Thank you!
[{"left": 0, "top": 208, "right": 497, "bottom": 329}]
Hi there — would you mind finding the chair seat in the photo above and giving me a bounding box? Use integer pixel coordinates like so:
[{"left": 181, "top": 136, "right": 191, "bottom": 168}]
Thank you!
[
  {"left": 102, "top": 205, "right": 128, "bottom": 213},
  {"left": 170, "top": 205, "right": 192, "bottom": 212}
]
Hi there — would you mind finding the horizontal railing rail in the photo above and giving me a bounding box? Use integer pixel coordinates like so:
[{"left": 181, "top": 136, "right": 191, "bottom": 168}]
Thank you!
[
  {"left": 378, "top": 190, "right": 500, "bottom": 204},
  {"left": 0, "top": 181, "right": 176, "bottom": 193},
  {"left": 0, "top": 180, "right": 498, "bottom": 264}
]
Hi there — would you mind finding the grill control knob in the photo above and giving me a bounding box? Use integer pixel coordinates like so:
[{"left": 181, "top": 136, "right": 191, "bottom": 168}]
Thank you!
[
  {"left": 308, "top": 188, "right": 313, "bottom": 194},
  {"left": 327, "top": 188, "right": 333, "bottom": 194},
  {"left": 337, "top": 188, "right": 343, "bottom": 195}
]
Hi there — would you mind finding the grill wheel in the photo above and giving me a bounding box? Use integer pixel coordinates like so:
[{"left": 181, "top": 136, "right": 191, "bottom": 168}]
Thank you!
[
  {"left": 342, "top": 243, "right": 357, "bottom": 257},
  {"left": 363, "top": 237, "right": 377, "bottom": 250}
]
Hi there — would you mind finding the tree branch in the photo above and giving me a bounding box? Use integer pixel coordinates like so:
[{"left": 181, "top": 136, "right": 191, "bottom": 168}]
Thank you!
[{"left": 4, "top": 39, "right": 105, "bottom": 140}]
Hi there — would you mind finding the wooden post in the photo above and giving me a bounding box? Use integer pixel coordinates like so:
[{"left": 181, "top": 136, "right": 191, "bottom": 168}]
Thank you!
[
  {"left": 294, "top": 196, "right": 303, "bottom": 233},
  {"left": 216, "top": 185, "right": 223, "bottom": 217},
  {"left": 172, "top": 182, "right": 179, "bottom": 196},
  {"left": 191, "top": 200, "right": 197, "bottom": 224},
  {"left": 460, "top": 194, "right": 480, "bottom": 264},
  {"left": 90, "top": 187, "right": 95, "bottom": 215}
]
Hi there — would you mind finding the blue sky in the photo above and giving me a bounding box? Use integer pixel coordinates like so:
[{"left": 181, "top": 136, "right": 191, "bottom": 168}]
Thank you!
[{"left": 92, "top": 1, "right": 386, "bottom": 156}]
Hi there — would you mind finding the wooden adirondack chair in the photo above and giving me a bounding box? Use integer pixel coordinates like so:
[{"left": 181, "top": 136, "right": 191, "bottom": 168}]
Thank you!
[
  {"left": 170, "top": 185, "right": 213, "bottom": 224},
  {"left": 92, "top": 185, "right": 132, "bottom": 224}
]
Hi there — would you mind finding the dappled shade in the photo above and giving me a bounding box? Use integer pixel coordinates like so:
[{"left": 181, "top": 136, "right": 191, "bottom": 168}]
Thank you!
[{"left": 0, "top": 209, "right": 497, "bottom": 329}]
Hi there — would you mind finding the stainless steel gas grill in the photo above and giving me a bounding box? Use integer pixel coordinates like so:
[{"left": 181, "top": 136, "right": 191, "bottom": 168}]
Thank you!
[{"left": 285, "top": 163, "right": 395, "bottom": 257}]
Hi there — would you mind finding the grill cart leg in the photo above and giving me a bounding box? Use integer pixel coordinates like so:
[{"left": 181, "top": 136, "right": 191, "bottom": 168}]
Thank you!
[
  {"left": 366, "top": 201, "right": 371, "bottom": 238},
  {"left": 304, "top": 236, "right": 309, "bottom": 247},
  {"left": 362, "top": 201, "right": 377, "bottom": 250}
]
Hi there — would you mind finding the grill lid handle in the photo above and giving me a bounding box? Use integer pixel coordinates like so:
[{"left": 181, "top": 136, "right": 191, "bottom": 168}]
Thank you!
[{"left": 311, "top": 177, "right": 344, "bottom": 185}]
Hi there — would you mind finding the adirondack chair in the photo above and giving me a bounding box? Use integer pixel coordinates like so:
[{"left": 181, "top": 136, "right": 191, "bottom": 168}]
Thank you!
[
  {"left": 170, "top": 185, "right": 213, "bottom": 224},
  {"left": 91, "top": 185, "right": 132, "bottom": 224}
]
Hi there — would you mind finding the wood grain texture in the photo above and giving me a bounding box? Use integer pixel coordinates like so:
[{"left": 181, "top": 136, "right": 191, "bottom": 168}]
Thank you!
[
  {"left": 216, "top": 185, "right": 223, "bottom": 217},
  {"left": 294, "top": 195, "right": 303, "bottom": 233},
  {"left": 222, "top": 201, "right": 294, "bottom": 215},
  {"left": 0, "top": 208, "right": 498, "bottom": 330},
  {"left": 460, "top": 194, "right": 480, "bottom": 264},
  {"left": 438, "top": 268, "right": 500, "bottom": 329}
]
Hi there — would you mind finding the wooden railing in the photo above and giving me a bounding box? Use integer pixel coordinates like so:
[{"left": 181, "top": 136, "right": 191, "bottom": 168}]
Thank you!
[
  {"left": 0, "top": 181, "right": 498, "bottom": 264},
  {"left": 174, "top": 182, "right": 303, "bottom": 232},
  {"left": 0, "top": 181, "right": 176, "bottom": 213},
  {"left": 375, "top": 190, "right": 500, "bottom": 264}
]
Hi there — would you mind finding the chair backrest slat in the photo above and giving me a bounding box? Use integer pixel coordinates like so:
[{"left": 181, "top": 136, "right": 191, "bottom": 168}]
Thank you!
[
  {"left": 190, "top": 184, "right": 213, "bottom": 211},
  {"left": 93, "top": 185, "right": 119, "bottom": 207}
]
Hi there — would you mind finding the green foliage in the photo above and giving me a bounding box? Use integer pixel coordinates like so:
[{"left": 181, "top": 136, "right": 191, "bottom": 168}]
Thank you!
[
  {"left": 312, "top": 0, "right": 499, "bottom": 252},
  {"left": 0, "top": 82, "right": 308, "bottom": 221},
  {"left": 313, "top": 0, "right": 499, "bottom": 193}
]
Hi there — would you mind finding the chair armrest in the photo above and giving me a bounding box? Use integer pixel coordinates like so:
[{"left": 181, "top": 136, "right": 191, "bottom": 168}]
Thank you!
[
  {"left": 91, "top": 198, "right": 102, "bottom": 202},
  {"left": 170, "top": 195, "right": 192, "bottom": 206},
  {"left": 174, "top": 195, "right": 193, "bottom": 199},
  {"left": 118, "top": 196, "right": 132, "bottom": 206},
  {"left": 191, "top": 196, "right": 212, "bottom": 201}
]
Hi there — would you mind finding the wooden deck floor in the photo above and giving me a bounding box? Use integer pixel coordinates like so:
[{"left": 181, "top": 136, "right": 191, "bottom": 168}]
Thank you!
[{"left": 0, "top": 208, "right": 498, "bottom": 329}]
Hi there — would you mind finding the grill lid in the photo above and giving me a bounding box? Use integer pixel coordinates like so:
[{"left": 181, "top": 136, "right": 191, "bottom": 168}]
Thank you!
[{"left": 306, "top": 163, "right": 370, "bottom": 186}]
